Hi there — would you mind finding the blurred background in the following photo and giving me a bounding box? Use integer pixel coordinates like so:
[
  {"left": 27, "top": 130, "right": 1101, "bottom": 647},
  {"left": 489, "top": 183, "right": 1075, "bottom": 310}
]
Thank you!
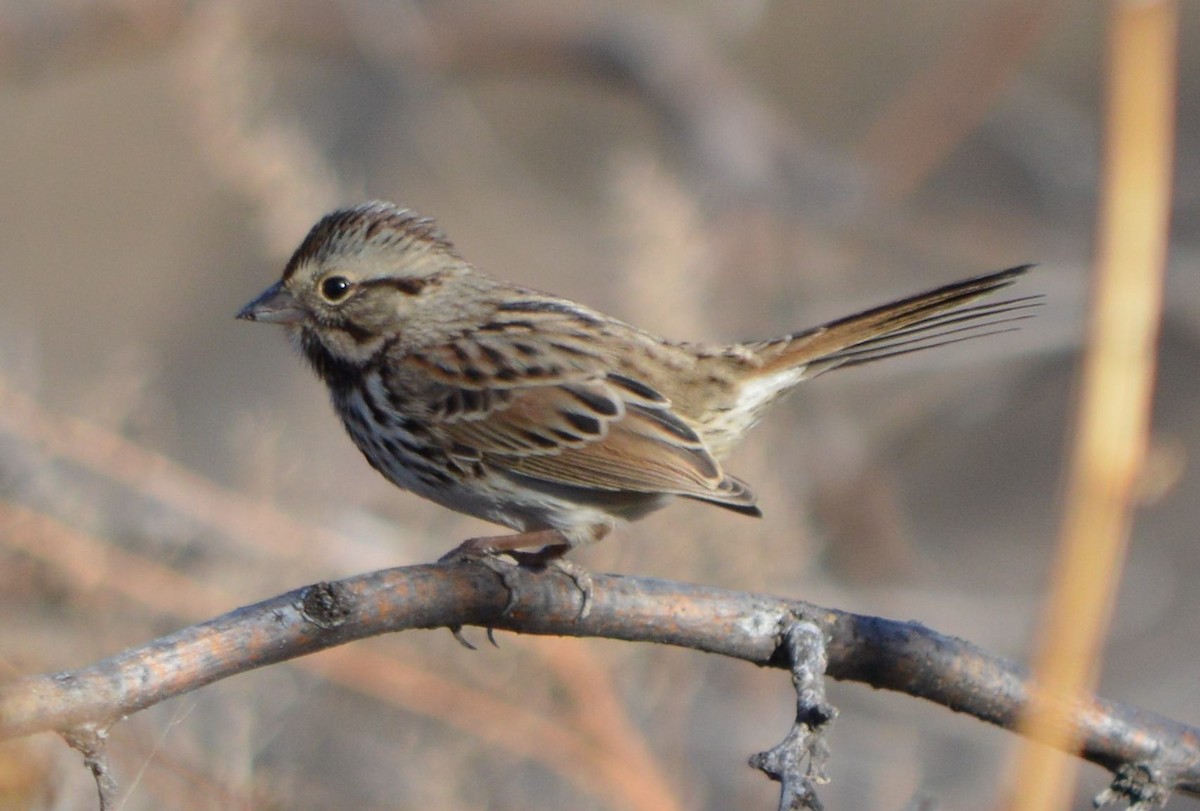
[{"left": 0, "top": 1, "right": 1197, "bottom": 809}]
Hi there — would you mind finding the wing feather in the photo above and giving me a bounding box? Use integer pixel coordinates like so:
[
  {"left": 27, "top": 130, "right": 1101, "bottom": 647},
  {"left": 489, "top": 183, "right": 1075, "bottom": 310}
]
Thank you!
[{"left": 396, "top": 313, "right": 757, "bottom": 512}]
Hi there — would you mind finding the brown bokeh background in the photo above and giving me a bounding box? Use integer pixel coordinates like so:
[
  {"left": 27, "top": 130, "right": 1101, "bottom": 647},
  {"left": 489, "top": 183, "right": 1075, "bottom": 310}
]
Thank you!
[{"left": 1, "top": 2, "right": 1197, "bottom": 809}]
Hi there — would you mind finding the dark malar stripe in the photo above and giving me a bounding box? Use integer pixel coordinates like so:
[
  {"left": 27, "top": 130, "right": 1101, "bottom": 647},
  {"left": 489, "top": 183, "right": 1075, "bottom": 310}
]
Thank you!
[
  {"left": 301, "top": 332, "right": 363, "bottom": 392},
  {"left": 338, "top": 319, "right": 377, "bottom": 344}
]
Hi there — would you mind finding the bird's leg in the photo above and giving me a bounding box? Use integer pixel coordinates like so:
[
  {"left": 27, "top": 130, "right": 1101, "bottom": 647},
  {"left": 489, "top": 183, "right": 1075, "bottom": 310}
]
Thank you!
[
  {"left": 438, "top": 528, "right": 600, "bottom": 639},
  {"left": 438, "top": 528, "right": 571, "bottom": 562},
  {"left": 506, "top": 524, "right": 608, "bottom": 619},
  {"left": 508, "top": 544, "right": 596, "bottom": 620}
]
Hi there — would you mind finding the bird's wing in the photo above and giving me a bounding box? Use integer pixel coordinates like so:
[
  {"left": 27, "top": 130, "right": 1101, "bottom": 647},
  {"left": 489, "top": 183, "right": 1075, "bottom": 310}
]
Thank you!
[{"left": 395, "top": 327, "right": 758, "bottom": 513}]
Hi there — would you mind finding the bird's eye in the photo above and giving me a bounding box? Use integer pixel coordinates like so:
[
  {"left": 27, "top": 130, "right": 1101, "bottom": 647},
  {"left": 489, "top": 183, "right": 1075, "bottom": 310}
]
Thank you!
[{"left": 320, "top": 275, "right": 353, "bottom": 302}]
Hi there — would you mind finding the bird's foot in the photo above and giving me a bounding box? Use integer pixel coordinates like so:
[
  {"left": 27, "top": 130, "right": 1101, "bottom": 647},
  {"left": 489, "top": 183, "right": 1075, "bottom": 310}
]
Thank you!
[
  {"left": 438, "top": 529, "right": 592, "bottom": 648},
  {"left": 507, "top": 547, "right": 594, "bottom": 620}
]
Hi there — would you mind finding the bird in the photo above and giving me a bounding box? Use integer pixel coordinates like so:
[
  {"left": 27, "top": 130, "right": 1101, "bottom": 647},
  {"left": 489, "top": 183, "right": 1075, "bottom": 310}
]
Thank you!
[{"left": 238, "top": 201, "right": 1037, "bottom": 572}]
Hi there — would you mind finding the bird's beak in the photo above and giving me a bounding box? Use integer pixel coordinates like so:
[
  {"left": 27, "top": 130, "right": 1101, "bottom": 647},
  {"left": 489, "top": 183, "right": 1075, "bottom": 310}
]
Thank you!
[{"left": 237, "top": 281, "right": 306, "bottom": 324}]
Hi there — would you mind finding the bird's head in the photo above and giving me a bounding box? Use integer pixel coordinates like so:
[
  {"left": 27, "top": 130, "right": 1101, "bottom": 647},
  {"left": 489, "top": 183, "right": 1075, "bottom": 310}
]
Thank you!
[{"left": 238, "top": 201, "right": 472, "bottom": 373}]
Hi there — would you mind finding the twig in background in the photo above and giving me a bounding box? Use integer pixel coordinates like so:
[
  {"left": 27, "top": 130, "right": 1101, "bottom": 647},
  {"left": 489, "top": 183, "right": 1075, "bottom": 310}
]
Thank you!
[{"left": 1007, "top": 2, "right": 1176, "bottom": 809}]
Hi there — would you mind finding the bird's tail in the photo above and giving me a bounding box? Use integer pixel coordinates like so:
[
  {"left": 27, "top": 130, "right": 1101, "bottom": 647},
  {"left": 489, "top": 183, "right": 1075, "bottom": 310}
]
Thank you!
[{"left": 748, "top": 264, "right": 1040, "bottom": 377}]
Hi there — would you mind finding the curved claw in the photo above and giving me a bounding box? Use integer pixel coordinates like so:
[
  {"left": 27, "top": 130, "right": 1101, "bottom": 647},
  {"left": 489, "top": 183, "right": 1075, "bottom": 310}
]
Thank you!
[
  {"left": 474, "top": 555, "right": 523, "bottom": 616},
  {"left": 438, "top": 530, "right": 593, "bottom": 652},
  {"left": 449, "top": 625, "right": 477, "bottom": 651},
  {"left": 448, "top": 624, "right": 501, "bottom": 649}
]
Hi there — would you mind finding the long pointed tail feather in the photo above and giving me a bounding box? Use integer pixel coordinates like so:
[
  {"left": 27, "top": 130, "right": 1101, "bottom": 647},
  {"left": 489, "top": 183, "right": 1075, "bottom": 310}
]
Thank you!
[{"left": 753, "top": 264, "right": 1039, "bottom": 375}]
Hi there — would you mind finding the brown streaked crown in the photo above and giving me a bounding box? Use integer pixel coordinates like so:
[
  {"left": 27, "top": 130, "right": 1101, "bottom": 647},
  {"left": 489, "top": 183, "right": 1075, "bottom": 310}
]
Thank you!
[{"left": 282, "top": 202, "right": 460, "bottom": 282}]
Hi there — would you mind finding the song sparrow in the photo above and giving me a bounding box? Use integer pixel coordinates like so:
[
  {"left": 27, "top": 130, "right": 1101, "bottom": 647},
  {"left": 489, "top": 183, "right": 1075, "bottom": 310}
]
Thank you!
[{"left": 239, "top": 202, "right": 1036, "bottom": 563}]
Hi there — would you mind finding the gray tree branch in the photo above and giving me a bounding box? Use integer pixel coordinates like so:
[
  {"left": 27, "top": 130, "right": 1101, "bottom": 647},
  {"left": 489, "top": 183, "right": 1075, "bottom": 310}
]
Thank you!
[{"left": 0, "top": 561, "right": 1196, "bottom": 808}]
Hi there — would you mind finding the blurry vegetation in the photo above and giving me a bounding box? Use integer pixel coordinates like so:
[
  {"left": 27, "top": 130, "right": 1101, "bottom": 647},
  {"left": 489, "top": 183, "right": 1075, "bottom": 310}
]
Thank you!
[{"left": 1, "top": 2, "right": 1197, "bottom": 809}]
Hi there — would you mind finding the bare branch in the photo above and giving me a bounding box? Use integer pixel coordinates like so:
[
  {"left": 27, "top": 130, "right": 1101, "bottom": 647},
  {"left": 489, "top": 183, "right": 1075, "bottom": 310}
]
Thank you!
[
  {"left": 61, "top": 726, "right": 117, "bottom": 811},
  {"left": 1, "top": 561, "right": 1197, "bottom": 804},
  {"left": 749, "top": 620, "right": 836, "bottom": 811}
]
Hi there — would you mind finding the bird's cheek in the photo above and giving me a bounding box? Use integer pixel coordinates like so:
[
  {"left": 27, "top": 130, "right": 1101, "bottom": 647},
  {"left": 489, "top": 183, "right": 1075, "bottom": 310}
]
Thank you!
[
  {"left": 310, "top": 319, "right": 390, "bottom": 364},
  {"left": 356, "top": 302, "right": 410, "bottom": 335}
]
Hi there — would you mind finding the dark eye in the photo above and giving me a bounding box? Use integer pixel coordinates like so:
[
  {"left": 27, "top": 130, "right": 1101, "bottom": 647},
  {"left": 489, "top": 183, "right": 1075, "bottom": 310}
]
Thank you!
[{"left": 320, "top": 275, "right": 353, "bottom": 302}]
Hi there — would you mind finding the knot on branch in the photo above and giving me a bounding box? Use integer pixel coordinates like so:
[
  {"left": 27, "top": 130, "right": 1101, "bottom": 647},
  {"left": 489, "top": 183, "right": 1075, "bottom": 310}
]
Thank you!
[
  {"left": 300, "top": 581, "right": 354, "bottom": 629},
  {"left": 1094, "top": 762, "right": 1175, "bottom": 810},
  {"left": 63, "top": 725, "right": 117, "bottom": 810}
]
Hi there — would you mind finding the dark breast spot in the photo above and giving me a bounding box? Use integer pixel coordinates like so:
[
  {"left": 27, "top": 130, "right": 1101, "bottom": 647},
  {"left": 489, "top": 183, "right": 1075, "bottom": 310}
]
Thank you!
[
  {"left": 417, "top": 469, "right": 454, "bottom": 486},
  {"left": 399, "top": 417, "right": 428, "bottom": 436},
  {"left": 450, "top": 442, "right": 482, "bottom": 460},
  {"left": 360, "top": 386, "right": 394, "bottom": 426}
]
